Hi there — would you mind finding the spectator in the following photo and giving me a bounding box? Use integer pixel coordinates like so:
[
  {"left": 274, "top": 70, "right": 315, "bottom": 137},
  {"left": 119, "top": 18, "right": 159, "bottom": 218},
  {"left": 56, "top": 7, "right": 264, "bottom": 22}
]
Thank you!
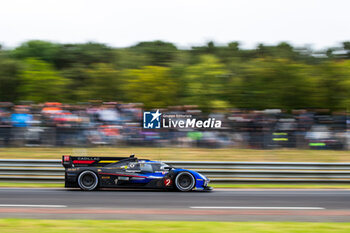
[{"left": 10, "top": 107, "right": 33, "bottom": 146}]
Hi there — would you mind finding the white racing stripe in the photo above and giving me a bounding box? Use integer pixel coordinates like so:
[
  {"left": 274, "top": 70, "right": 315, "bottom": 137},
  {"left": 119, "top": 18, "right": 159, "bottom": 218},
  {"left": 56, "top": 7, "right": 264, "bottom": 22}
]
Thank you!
[
  {"left": 0, "top": 204, "right": 67, "bottom": 208},
  {"left": 190, "top": 206, "right": 325, "bottom": 210}
]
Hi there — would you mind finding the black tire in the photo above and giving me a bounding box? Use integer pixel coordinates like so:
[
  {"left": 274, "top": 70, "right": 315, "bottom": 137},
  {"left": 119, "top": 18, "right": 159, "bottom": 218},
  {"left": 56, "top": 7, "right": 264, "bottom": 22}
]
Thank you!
[
  {"left": 77, "top": 171, "right": 99, "bottom": 191},
  {"left": 175, "top": 172, "right": 195, "bottom": 192}
]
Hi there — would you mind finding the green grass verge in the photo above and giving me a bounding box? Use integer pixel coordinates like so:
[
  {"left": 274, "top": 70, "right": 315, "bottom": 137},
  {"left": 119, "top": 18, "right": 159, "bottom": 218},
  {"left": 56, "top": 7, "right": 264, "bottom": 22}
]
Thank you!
[
  {"left": 0, "top": 219, "right": 350, "bottom": 233},
  {"left": 0, "top": 147, "right": 350, "bottom": 162},
  {"left": 1, "top": 182, "right": 350, "bottom": 189},
  {"left": 0, "top": 182, "right": 63, "bottom": 188}
]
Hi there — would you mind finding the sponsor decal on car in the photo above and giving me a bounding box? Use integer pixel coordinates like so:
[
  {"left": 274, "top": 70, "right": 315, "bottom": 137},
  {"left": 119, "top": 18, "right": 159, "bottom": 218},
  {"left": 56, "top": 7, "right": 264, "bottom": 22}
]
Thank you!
[{"left": 164, "top": 178, "right": 172, "bottom": 186}]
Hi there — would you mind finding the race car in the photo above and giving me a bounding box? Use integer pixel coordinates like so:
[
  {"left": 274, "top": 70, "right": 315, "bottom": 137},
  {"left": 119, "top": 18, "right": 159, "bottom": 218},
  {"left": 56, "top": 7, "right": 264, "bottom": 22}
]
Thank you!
[{"left": 62, "top": 155, "right": 211, "bottom": 191}]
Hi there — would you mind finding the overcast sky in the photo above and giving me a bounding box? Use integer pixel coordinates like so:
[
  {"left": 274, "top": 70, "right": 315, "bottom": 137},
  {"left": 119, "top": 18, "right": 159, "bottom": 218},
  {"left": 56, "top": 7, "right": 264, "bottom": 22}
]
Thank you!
[{"left": 0, "top": 0, "right": 349, "bottom": 49}]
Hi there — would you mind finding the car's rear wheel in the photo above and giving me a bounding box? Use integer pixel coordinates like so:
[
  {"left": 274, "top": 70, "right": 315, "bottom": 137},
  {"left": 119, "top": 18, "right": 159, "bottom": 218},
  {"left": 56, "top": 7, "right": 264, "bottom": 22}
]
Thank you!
[
  {"left": 175, "top": 172, "right": 195, "bottom": 192},
  {"left": 77, "top": 171, "right": 99, "bottom": 191}
]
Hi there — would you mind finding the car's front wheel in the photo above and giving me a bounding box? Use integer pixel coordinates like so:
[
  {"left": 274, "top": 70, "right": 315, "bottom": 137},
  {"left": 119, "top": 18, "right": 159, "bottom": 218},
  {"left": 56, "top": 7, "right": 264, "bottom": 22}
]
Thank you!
[
  {"left": 77, "top": 171, "right": 99, "bottom": 191},
  {"left": 175, "top": 172, "right": 195, "bottom": 192}
]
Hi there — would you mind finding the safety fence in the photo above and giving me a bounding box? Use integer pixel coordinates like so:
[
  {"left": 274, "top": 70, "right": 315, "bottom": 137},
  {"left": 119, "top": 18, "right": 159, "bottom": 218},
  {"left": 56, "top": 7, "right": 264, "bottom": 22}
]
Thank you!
[{"left": 1, "top": 159, "right": 350, "bottom": 183}]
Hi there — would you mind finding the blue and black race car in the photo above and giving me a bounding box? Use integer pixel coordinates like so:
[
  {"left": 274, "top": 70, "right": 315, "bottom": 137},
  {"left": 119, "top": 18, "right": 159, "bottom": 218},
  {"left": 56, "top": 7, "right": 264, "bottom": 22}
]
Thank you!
[{"left": 62, "top": 155, "right": 211, "bottom": 192}]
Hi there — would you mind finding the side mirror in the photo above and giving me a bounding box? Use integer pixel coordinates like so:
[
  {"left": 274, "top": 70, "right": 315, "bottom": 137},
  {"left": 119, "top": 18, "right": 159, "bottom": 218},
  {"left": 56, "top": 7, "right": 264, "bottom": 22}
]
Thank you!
[{"left": 163, "top": 166, "right": 172, "bottom": 170}]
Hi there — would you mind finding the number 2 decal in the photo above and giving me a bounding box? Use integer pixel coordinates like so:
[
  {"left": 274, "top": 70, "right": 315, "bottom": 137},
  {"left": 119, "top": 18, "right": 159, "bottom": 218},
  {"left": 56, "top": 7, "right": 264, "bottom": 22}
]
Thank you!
[{"left": 164, "top": 178, "right": 172, "bottom": 186}]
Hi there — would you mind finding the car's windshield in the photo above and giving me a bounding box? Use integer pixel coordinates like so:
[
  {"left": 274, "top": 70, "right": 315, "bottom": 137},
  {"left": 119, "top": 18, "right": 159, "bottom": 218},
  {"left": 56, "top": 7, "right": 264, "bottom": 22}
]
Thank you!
[
  {"left": 140, "top": 163, "right": 153, "bottom": 172},
  {"left": 151, "top": 163, "right": 171, "bottom": 172}
]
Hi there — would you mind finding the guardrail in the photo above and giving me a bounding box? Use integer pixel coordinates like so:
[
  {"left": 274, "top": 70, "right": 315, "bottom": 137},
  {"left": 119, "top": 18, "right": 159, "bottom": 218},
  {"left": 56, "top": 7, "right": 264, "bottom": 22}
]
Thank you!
[{"left": 1, "top": 159, "right": 350, "bottom": 183}]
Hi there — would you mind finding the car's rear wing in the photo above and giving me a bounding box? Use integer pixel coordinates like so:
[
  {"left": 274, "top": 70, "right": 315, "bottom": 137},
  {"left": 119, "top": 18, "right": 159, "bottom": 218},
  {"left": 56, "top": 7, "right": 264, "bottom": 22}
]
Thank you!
[{"left": 62, "top": 155, "right": 136, "bottom": 168}]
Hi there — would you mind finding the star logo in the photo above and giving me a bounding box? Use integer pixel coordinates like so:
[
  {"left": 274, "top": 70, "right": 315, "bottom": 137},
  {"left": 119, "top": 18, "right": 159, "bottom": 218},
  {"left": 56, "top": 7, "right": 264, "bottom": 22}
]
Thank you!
[
  {"left": 143, "top": 110, "right": 162, "bottom": 129},
  {"left": 150, "top": 110, "right": 161, "bottom": 122}
]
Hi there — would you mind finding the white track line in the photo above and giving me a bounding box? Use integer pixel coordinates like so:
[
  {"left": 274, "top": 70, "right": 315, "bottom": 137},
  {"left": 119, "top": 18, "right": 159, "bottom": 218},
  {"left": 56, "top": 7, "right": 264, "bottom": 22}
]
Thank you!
[
  {"left": 190, "top": 206, "right": 325, "bottom": 210},
  {"left": 0, "top": 204, "right": 67, "bottom": 208}
]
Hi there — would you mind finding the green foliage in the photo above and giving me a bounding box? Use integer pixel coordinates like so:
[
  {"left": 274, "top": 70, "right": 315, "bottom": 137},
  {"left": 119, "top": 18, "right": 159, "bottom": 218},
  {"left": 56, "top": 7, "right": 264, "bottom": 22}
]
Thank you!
[
  {"left": 123, "top": 66, "right": 178, "bottom": 108},
  {"left": 12, "top": 40, "right": 60, "bottom": 63},
  {"left": 78, "top": 63, "right": 124, "bottom": 101},
  {"left": 60, "top": 65, "right": 89, "bottom": 101},
  {"left": 0, "top": 40, "right": 350, "bottom": 110},
  {"left": 314, "top": 60, "right": 350, "bottom": 110},
  {"left": 0, "top": 58, "right": 21, "bottom": 101},
  {"left": 18, "top": 58, "right": 69, "bottom": 102},
  {"left": 229, "top": 58, "right": 316, "bottom": 109},
  {"left": 113, "top": 49, "right": 150, "bottom": 69},
  {"left": 54, "top": 42, "right": 114, "bottom": 69},
  {"left": 183, "top": 55, "right": 229, "bottom": 108},
  {"left": 130, "top": 41, "right": 178, "bottom": 66}
]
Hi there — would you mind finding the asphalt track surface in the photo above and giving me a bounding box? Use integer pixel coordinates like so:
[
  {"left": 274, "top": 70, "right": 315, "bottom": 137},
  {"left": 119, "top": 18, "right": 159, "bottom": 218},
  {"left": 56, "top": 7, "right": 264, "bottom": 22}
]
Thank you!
[{"left": 1, "top": 188, "right": 350, "bottom": 221}]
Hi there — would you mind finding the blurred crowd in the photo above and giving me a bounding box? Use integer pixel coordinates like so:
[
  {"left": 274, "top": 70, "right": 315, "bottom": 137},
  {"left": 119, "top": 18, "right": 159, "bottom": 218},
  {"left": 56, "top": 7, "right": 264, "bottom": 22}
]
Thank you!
[{"left": 0, "top": 102, "right": 349, "bottom": 150}]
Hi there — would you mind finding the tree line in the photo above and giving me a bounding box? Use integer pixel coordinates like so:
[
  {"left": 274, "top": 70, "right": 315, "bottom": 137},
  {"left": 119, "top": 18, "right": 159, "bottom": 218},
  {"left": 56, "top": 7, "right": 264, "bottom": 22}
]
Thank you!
[{"left": 1, "top": 40, "right": 350, "bottom": 110}]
